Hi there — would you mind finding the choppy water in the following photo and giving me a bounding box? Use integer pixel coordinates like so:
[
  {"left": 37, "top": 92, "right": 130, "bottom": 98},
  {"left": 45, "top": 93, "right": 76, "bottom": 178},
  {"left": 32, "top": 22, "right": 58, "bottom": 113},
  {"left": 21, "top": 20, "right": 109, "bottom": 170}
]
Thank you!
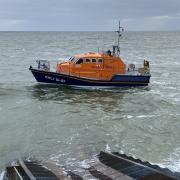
[{"left": 0, "top": 31, "right": 180, "bottom": 174}]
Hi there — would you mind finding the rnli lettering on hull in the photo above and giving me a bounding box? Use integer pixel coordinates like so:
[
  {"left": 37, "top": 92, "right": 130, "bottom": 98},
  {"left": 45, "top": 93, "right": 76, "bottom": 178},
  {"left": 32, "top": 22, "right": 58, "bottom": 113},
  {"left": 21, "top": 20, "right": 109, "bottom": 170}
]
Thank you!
[{"left": 45, "top": 75, "right": 66, "bottom": 83}]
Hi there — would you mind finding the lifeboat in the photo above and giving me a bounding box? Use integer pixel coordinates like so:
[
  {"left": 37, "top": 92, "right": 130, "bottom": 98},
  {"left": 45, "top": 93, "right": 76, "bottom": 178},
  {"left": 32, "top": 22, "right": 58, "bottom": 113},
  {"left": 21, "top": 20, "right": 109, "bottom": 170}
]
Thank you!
[{"left": 29, "top": 23, "right": 151, "bottom": 87}]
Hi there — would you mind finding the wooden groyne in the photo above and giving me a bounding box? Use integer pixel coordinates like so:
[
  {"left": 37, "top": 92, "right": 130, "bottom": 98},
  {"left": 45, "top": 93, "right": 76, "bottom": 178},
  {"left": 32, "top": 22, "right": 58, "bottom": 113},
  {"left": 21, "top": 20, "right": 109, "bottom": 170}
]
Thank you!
[{"left": 5, "top": 151, "right": 180, "bottom": 180}]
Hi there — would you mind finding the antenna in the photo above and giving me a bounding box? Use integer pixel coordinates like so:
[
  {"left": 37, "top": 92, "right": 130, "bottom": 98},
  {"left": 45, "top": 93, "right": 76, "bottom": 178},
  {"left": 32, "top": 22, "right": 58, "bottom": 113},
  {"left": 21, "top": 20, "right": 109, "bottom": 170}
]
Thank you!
[{"left": 113, "top": 21, "right": 124, "bottom": 56}]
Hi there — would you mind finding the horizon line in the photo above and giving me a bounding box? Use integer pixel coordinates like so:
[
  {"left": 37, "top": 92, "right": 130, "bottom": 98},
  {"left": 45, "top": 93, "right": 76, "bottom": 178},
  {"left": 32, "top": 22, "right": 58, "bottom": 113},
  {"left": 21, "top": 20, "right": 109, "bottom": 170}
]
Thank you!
[{"left": 0, "top": 30, "right": 180, "bottom": 32}]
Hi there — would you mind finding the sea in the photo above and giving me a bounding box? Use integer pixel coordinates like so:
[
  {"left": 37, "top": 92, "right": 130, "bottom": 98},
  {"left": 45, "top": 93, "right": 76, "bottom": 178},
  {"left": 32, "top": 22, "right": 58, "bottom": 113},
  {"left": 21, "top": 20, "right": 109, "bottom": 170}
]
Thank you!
[{"left": 0, "top": 31, "right": 180, "bottom": 176}]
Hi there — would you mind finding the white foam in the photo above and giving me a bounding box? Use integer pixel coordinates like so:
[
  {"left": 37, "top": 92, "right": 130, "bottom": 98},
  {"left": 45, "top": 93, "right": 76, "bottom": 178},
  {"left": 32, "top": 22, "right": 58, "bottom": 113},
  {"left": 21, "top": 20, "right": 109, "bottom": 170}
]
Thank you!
[
  {"left": 174, "top": 98, "right": 180, "bottom": 102},
  {"left": 105, "top": 144, "right": 111, "bottom": 153},
  {"left": 136, "top": 114, "right": 156, "bottom": 118},
  {"left": 162, "top": 147, "right": 180, "bottom": 172},
  {"left": 160, "top": 160, "right": 180, "bottom": 172},
  {"left": 78, "top": 159, "right": 90, "bottom": 169},
  {"left": 152, "top": 81, "right": 167, "bottom": 85},
  {"left": 127, "top": 115, "right": 133, "bottom": 119},
  {"left": 0, "top": 171, "right": 5, "bottom": 180}
]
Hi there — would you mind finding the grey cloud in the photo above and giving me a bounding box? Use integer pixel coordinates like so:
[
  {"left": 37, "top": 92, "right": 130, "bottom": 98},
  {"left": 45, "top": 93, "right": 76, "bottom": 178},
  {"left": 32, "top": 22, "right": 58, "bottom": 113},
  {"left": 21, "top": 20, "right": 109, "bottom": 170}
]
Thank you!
[{"left": 0, "top": 0, "right": 180, "bottom": 31}]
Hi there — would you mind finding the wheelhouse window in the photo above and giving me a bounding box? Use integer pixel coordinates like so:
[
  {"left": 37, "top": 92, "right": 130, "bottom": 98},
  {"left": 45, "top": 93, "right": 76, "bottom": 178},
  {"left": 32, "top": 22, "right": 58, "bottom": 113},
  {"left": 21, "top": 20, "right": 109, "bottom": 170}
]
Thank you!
[
  {"left": 76, "top": 58, "right": 83, "bottom": 64},
  {"left": 69, "top": 57, "right": 76, "bottom": 62},
  {"left": 69, "top": 57, "right": 74, "bottom": 61},
  {"left": 85, "top": 59, "right": 90, "bottom": 63},
  {"left": 92, "top": 59, "right": 96, "bottom": 63},
  {"left": 98, "top": 59, "right": 103, "bottom": 63}
]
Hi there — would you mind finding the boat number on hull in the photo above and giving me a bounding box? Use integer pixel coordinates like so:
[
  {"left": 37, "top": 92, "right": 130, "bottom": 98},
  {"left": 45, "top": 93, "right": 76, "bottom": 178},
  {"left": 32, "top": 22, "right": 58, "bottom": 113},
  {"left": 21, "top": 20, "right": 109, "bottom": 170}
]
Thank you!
[{"left": 45, "top": 75, "right": 66, "bottom": 83}]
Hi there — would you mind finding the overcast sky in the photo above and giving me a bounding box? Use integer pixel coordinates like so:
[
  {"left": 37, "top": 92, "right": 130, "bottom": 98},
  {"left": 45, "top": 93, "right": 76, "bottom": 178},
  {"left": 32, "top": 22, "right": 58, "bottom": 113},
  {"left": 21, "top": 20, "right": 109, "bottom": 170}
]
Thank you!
[{"left": 0, "top": 0, "right": 180, "bottom": 31}]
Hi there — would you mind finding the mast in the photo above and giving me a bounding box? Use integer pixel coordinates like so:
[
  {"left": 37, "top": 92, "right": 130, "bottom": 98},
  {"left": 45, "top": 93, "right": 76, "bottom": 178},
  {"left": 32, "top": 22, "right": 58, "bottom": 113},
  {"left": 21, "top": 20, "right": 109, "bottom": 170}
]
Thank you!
[{"left": 113, "top": 21, "right": 124, "bottom": 56}]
